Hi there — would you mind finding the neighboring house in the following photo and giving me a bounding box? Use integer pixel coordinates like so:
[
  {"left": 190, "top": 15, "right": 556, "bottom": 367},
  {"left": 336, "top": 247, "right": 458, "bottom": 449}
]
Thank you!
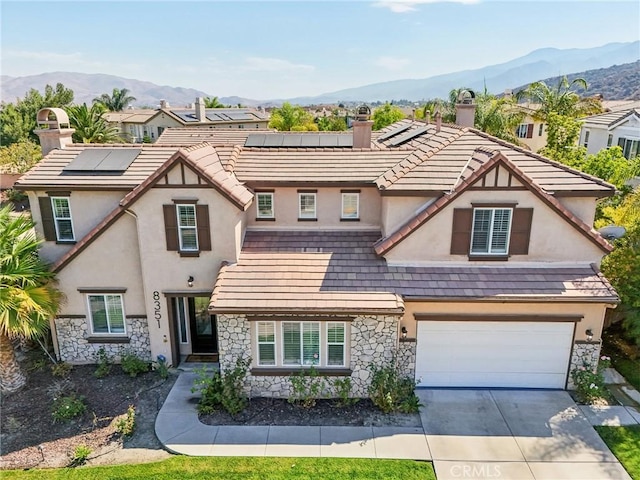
[
  {"left": 16, "top": 105, "right": 618, "bottom": 398},
  {"left": 512, "top": 103, "right": 547, "bottom": 153},
  {"left": 104, "top": 98, "right": 270, "bottom": 143},
  {"left": 579, "top": 108, "right": 640, "bottom": 159}
]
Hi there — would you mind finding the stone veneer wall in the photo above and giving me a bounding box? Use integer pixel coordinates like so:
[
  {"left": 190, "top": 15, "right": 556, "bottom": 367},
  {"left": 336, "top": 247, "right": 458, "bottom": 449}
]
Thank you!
[
  {"left": 397, "top": 340, "right": 416, "bottom": 379},
  {"left": 217, "top": 313, "right": 401, "bottom": 398},
  {"left": 54, "top": 317, "right": 151, "bottom": 363},
  {"left": 567, "top": 341, "right": 602, "bottom": 389}
]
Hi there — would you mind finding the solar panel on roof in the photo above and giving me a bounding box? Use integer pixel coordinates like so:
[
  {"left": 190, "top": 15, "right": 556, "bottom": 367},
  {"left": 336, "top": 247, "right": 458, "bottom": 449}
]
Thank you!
[
  {"left": 245, "top": 134, "right": 266, "bottom": 147},
  {"left": 171, "top": 110, "right": 198, "bottom": 122},
  {"left": 388, "top": 126, "right": 429, "bottom": 146},
  {"left": 63, "top": 149, "right": 141, "bottom": 174},
  {"left": 376, "top": 124, "right": 412, "bottom": 142}
]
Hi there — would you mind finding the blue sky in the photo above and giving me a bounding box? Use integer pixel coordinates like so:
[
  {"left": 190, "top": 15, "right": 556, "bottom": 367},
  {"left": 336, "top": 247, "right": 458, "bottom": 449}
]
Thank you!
[{"left": 2, "top": 1, "right": 639, "bottom": 99}]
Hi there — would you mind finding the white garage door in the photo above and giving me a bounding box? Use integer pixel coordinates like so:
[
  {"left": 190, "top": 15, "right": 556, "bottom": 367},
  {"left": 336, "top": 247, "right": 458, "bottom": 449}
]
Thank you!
[{"left": 415, "top": 321, "right": 574, "bottom": 389}]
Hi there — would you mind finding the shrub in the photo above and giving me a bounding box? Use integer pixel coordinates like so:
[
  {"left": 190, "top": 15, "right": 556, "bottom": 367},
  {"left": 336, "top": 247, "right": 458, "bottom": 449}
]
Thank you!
[
  {"left": 153, "top": 354, "right": 169, "bottom": 379},
  {"left": 52, "top": 394, "right": 86, "bottom": 422},
  {"left": 4, "top": 188, "right": 27, "bottom": 202},
  {"left": 368, "top": 362, "right": 420, "bottom": 413},
  {"left": 289, "top": 366, "right": 327, "bottom": 408},
  {"left": 94, "top": 347, "right": 112, "bottom": 378},
  {"left": 332, "top": 377, "right": 359, "bottom": 407},
  {"left": 69, "top": 445, "right": 92, "bottom": 467},
  {"left": 26, "top": 357, "right": 47, "bottom": 372},
  {"left": 120, "top": 351, "right": 150, "bottom": 377},
  {"left": 571, "top": 355, "right": 612, "bottom": 404},
  {"left": 192, "top": 358, "right": 250, "bottom": 416},
  {"left": 51, "top": 361, "right": 73, "bottom": 378},
  {"left": 115, "top": 405, "right": 136, "bottom": 436}
]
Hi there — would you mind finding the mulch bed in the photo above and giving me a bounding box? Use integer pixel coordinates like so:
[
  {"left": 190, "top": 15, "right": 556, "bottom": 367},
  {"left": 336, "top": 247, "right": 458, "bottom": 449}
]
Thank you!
[{"left": 199, "top": 397, "right": 422, "bottom": 428}]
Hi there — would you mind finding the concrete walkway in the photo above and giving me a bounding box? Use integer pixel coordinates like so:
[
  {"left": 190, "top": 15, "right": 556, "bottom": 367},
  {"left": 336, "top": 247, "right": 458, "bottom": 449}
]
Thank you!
[{"left": 156, "top": 373, "right": 636, "bottom": 479}]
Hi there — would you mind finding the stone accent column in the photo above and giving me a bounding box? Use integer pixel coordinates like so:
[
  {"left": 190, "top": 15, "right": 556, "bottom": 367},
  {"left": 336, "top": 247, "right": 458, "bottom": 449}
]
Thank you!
[
  {"left": 397, "top": 340, "right": 416, "bottom": 379},
  {"left": 54, "top": 317, "right": 151, "bottom": 364},
  {"left": 568, "top": 341, "right": 602, "bottom": 389},
  {"left": 216, "top": 314, "right": 251, "bottom": 371}
]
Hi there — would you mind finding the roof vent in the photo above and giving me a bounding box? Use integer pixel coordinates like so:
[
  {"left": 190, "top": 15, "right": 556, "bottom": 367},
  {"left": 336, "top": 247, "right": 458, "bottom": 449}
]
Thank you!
[{"left": 455, "top": 89, "right": 476, "bottom": 128}]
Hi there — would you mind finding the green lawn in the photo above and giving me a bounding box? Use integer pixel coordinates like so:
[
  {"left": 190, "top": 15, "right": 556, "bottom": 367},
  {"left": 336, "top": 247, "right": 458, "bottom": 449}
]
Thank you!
[
  {"left": 612, "top": 356, "right": 640, "bottom": 391},
  {"left": 2, "top": 456, "right": 436, "bottom": 480},
  {"left": 596, "top": 425, "right": 640, "bottom": 480}
]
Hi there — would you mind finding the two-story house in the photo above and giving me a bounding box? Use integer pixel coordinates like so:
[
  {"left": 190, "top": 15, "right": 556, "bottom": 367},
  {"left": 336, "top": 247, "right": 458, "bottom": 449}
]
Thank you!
[
  {"left": 580, "top": 108, "right": 640, "bottom": 159},
  {"left": 16, "top": 103, "right": 618, "bottom": 398}
]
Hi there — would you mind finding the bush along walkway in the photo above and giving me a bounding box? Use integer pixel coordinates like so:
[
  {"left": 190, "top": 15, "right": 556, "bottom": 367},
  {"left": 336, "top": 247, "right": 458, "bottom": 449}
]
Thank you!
[
  {"left": 579, "top": 367, "right": 640, "bottom": 427},
  {"left": 155, "top": 373, "right": 431, "bottom": 459}
]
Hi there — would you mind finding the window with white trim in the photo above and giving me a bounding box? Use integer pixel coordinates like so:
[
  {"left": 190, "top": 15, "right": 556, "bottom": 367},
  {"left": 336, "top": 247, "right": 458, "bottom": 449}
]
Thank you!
[
  {"left": 256, "top": 192, "right": 274, "bottom": 219},
  {"left": 88, "top": 294, "right": 125, "bottom": 334},
  {"left": 341, "top": 193, "right": 359, "bottom": 220},
  {"left": 298, "top": 193, "right": 316, "bottom": 219},
  {"left": 327, "top": 323, "right": 346, "bottom": 366},
  {"left": 176, "top": 204, "right": 198, "bottom": 251},
  {"left": 51, "top": 197, "right": 75, "bottom": 241},
  {"left": 175, "top": 297, "right": 189, "bottom": 344},
  {"left": 470, "top": 208, "right": 512, "bottom": 255},
  {"left": 583, "top": 130, "right": 590, "bottom": 148},
  {"left": 607, "top": 134, "right": 613, "bottom": 148},
  {"left": 257, "top": 321, "right": 276, "bottom": 365},
  {"left": 516, "top": 124, "right": 528, "bottom": 139},
  {"left": 538, "top": 124, "right": 544, "bottom": 136},
  {"left": 618, "top": 137, "right": 640, "bottom": 160}
]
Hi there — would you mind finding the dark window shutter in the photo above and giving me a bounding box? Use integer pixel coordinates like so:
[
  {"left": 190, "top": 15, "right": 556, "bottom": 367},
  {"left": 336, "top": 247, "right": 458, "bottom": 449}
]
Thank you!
[
  {"left": 526, "top": 124, "right": 534, "bottom": 138},
  {"left": 38, "top": 197, "right": 56, "bottom": 241},
  {"left": 163, "top": 204, "right": 179, "bottom": 251},
  {"left": 509, "top": 208, "right": 533, "bottom": 255},
  {"left": 450, "top": 208, "right": 473, "bottom": 255},
  {"left": 196, "top": 204, "right": 211, "bottom": 251}
]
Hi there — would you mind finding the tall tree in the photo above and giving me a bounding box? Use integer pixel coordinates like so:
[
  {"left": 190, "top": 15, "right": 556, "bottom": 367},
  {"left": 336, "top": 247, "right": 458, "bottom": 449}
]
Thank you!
[
  {"left": 268, "top": 102, "right": 317, "bottom": 131},
  {"left": 0, "top": 205, "right": 61, "bottom": 392},
  {"left": 203, "top": 96, "right": 227, "bottom": 108},
  {"left": 316, "top": 111, "right": 347, "bottom": 131},
  {"left": 0, "top": 140, "right": 43, "bottom": 174},
  {"left": 516, "top": 76, "right": 603, "bottom": 120},
  {"left": 93, "top": 88, "right": 136, "bottom": 112},
  {"left": 0, "top": 83, "right": 74, "bottom": 146},
  {"left": 66, "top": 103, "right": 123, "bottom": 143},
  {"left": 473, "top": 90, "right": 525, "bottom": 145},
  {"left": 372, "top": 103, "right": 405, "bottom": 130}
]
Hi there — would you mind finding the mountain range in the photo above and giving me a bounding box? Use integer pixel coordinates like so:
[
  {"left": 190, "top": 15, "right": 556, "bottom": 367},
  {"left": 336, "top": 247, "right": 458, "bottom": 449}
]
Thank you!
[{"left": 1, "top": 41, "right": 638, "bottom": 107}]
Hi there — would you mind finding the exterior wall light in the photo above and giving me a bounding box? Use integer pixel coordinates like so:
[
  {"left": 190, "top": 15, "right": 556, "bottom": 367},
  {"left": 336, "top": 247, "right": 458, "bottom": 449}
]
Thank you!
[
  {"left": 188, "top": 276, "right": 194, "bottom": 288},
  {"left": 401, "top": 326, "right": 408, "bottom": 339},
  {"left": 585, "top": 329, "right": 593, "bottom": 342}
]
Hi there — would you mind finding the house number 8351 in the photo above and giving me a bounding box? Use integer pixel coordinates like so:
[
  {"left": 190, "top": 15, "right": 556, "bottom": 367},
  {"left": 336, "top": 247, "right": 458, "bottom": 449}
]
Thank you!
[{"left": 153, "top": 291, "right": 161, "bottom": 328}]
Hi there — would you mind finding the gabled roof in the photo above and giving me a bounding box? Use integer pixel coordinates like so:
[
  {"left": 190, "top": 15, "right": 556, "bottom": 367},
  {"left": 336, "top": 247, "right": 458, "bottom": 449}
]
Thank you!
[
  {"left": 373, "top": 149, "right": 613, "bottom": 256},
  {"left": 581, "top": 108, "right": 640, "bottom": 128},
  {"left": 52, "top": 143, "right": 252, "bottom": 273},
  {"left": 208, "top": 230, "right": 618, "bottom": 314}
]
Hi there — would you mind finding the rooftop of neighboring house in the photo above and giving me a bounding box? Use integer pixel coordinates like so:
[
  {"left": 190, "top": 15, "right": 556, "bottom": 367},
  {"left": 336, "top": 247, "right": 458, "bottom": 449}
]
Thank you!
[
  {"left": 16, "top": 119, "right": 615, "bottom": 196},
  {"left": 103, "top": 104, "right": 269, "bottom": 126},
  {"left": 580, "top": 108, "right": 640, "bottom": 127}
]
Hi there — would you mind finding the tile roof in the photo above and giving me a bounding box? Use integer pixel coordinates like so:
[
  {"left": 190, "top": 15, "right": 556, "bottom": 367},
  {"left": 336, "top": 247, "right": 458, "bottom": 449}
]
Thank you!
[
  {"left": 373, "top": 150, "right": 613, "bottom": 256},
  {"left": 208, "top": 230, "right": 619, "bottom": 313},
  {"left": 581, "top": 108, "right": 640, "bottom": 127},
  {"left": 156, "top": 128, "right": 270, "bottom": 145}
]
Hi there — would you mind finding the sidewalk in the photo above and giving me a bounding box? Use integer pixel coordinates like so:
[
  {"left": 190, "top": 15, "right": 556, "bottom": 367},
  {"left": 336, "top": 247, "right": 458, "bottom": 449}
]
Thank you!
[{"left": 154, "top": 372, "right": 431, "bottom": 459}]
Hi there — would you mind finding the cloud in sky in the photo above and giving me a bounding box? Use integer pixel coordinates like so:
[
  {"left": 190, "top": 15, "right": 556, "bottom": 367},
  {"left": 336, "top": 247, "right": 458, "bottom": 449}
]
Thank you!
[
  {"left": 373, "top": 0, "right": 480, "bottom": 13},
  {"left": 374, "top": 56, "right": 411, "bottom": 70}
]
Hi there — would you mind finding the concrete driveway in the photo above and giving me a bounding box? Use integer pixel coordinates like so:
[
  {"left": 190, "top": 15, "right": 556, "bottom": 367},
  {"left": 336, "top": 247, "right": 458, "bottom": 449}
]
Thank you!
[{"left": 416, "top": 389, "right": 631, "bottom": 480}]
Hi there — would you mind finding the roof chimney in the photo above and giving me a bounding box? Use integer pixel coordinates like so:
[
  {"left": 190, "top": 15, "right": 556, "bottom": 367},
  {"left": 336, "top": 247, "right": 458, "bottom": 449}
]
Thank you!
[
  {"left": 195, "top": 97, "right": 206, "bottom": 122},
  {"left": 159, "top": 99, "right": 169, "bottom": 109},
  {"left": 352, "top": 104, "right": 373, "bottom": 149},
  {"left": 34, "top": 108, "right": 75, "bottom": 156},
  {"left": 424, "top": 110, "right": 431, "bottom": 125},
  {"left": 455, "top": 89, "right": 476, "bottom": 128},
  {"left": 435, "top": 111, "right": 442, "bottom": 133}
]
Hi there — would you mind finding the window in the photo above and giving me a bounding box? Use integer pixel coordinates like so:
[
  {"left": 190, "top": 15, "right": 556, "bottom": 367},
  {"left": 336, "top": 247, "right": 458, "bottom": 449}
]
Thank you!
[
  {"left": 163, "top": 202, "right": 211, "bottom": 254},
  {"left": 607, "top": 134, "right": 613, "bottom": 148},
  {"left": 257, "top": 322, "right": 276, "bottom": 365},
  {"left": 51, "top": 197, "right": 75, "bottom": 241},
  {"left": 516, "top": 124, "right": 532, "bottom": 139},
  {"left": 341, "top": 192, "right": 359, "bottom": 220},
  {"left": 583, "top": 130, "right": 590, "bottom": 148},
  {"left": 538, "top": 124, "right": 544, "bottom": 137},
  {"left": 177, "top": 204, "right": 198, "bottom": 251},
  {"left": 618, "top": 137, "right": 640, "bottom": 160},
  {"left": 298, "top": 192, "right": 317, "bottom": 220},
  {"left": 254, "top": 321, "right": 347, "bottom": 369},
  {"left": 175, "top": 297, "right": 189, "bottom": 344},
  {"left": 470, "top": 208, "right": 512, "bottom": 255},
  {"left": 256, "top": 192, "right": 274, "bottom": 219},
  {"left": 88, "top": 294, "right": 125, "bottom": 334}
]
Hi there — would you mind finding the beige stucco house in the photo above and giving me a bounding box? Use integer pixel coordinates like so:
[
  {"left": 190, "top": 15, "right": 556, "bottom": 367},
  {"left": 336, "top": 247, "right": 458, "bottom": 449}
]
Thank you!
[
  {"left": 16, "top": 103, "right": 618, "bottom": 397},
  {"left": 104, "top": 98, "right": 269, "bottom": 143}
]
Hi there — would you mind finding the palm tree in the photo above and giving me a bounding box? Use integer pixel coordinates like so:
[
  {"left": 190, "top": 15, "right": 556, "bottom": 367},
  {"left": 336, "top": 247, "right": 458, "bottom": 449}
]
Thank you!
[
  {"left": 516, "top": 76, "right": 602, "bottom": 120},
  {"left": 0, "top": 205, "right": 61, "bottom": 392},
  {"left": 474, "top": 90, "right": 526, "bottom": 145},
  {"left": 66, "top": 103, "right": 123, "bottom": 143},
  {"left": 93, "top": 88, "right": 136, "bottom": 112},
  {"left": 203, "top": 96, "right": 227, "bottom": 108}
]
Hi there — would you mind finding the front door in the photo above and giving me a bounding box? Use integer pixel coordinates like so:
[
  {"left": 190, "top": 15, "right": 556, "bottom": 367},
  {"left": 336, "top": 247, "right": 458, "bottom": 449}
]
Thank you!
[{"left": 173, "top": 296, "right": 218, "bottom": 355}]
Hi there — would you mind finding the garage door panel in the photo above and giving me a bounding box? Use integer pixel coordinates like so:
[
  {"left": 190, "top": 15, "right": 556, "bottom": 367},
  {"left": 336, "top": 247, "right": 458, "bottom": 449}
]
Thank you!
[{"left": 415, "top": 321, "right": 573, "bottom": 389}]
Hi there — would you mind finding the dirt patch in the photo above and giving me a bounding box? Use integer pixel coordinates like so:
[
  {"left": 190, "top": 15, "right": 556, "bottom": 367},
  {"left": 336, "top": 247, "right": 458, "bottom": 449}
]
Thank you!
[
  {"left": 199, "top": 397, "right": 422, "bottom": 427},
  {"left": 0, "top": 349, "right": 176, "bottom": 470}
]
